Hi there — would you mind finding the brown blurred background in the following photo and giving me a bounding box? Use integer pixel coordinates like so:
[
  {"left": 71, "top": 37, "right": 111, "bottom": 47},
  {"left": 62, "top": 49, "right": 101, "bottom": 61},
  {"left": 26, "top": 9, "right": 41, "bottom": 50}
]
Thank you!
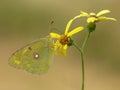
[{"left": 0, "top": 0, "right": 120, "bottom": 90}]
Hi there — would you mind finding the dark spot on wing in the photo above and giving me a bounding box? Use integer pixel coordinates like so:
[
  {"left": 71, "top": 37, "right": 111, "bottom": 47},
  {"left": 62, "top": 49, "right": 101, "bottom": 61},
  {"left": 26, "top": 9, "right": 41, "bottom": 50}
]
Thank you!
[{"left": 28, "top": 47, "right": 32, "bottom": 50}]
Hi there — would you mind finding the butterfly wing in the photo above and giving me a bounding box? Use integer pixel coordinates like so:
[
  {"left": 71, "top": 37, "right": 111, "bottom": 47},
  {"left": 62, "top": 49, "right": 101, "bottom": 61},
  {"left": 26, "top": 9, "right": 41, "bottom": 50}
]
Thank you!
[{"left": 9, "top": 38, "right": 54, "bottom": 74}]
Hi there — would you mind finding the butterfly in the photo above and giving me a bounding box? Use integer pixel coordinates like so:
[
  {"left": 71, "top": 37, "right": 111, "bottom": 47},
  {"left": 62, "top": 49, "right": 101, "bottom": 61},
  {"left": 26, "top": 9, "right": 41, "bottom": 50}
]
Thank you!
[{"left": 8, "top": 36, "right": 54, "bottom": 74}]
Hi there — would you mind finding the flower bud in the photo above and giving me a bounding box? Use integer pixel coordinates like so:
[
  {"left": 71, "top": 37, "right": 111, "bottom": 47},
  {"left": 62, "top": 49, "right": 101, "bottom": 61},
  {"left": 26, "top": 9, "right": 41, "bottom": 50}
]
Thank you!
[{"left": 87, "top": 23, "right": 96, "bottom": 32}]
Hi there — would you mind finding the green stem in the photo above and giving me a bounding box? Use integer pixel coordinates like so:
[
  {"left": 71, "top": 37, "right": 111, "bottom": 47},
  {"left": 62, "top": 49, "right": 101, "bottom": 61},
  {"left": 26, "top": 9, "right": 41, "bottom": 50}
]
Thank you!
[
  {"left": 73, "top": 31, "right": 90, "bottom": 90},
  {"left": 82, "top": 31, "right": 90, "bottom": 50}
]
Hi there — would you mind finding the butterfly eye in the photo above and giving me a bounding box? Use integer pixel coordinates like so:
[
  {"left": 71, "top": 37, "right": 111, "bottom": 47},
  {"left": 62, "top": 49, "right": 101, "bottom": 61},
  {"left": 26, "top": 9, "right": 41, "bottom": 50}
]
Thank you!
[{"left": 33, "top": 53, "right": 39, "bottom": 59}]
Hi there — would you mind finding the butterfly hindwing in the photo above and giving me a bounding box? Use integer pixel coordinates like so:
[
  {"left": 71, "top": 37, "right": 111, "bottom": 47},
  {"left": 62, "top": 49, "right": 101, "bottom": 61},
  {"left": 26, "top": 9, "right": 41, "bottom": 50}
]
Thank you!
[{"left": 9, "top": 38, "right": 54, "bottom": 74}]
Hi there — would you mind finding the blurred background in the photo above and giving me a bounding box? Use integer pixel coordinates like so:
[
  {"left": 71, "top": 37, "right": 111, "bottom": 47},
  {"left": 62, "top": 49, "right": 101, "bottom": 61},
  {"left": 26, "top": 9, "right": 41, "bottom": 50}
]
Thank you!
[{"left": 0, "top": 0, "right": 120, "bottom": 90}]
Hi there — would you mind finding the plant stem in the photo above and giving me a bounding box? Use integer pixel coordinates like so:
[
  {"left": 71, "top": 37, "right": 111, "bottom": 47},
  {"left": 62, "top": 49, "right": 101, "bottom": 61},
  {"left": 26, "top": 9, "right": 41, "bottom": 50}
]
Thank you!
[
  {"left": 73, "top": 31, "right": 90, "bottom": 90},
  {"left": 82, "top": 31, "right": 90, "bottom": 50}
]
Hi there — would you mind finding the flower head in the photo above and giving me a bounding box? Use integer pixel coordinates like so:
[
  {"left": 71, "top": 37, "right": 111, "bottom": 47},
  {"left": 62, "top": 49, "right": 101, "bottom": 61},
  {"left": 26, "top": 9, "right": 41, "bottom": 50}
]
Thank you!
[
  {"left": 80, "top": 10, "right": 116, "bottom": 23},
  {"left": 50, "top": 16, "right": 84, "bottom": 56}
]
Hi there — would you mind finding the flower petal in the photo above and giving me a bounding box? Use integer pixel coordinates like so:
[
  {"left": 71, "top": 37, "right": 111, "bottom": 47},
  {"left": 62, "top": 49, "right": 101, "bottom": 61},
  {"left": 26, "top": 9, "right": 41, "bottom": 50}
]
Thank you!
[
  {"left": 98, "top": 16, "right": 117, "bottom": 21},
  {"left": 50, "top": 33, "right": 60, "bottom": 38},
  {"left": 80, "top": 10, "right": 89, "bottom": 17},
  {"left": 60, "top": 49, "right": 66, "bottom": 56},
  {"left": 67, "top": 26, "right": 84, "bottom": 36},
  {"left": 60, "top": 45, "right": 67, "bottom": 56},
  {"left": 65, "top": 15, "right": 81, "bottom": 35},
  {"left": 87, "top": 17, "right": 97, "bottom": 23},
  {"left": 54, "top": 40, "right": 61, "bottom": 51},
  {"left": 96, "top": 10, "right": 110, "bottom": 17},
  {"left": 63, "top": 44, "right": 67, "bottom": 50}
]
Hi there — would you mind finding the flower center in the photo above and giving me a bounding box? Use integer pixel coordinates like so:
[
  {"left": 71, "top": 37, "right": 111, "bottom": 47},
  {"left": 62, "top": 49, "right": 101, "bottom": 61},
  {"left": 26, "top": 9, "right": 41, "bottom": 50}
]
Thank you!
[
  {"left": 59, "top": 35, "right": 70, "bottom": 45},
  {"left": 89, "top": 13, "right": 97, "bottom": 18},
  {"left": 89, "top": 13, "right": 99, "bottom": 23}
]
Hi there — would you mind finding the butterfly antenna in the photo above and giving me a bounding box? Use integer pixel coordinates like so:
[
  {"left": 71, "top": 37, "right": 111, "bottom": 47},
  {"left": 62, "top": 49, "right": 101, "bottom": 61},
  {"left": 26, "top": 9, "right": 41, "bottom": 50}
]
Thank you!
[
  {"left": 47, "top": 20, "right": 62, "bottom": 35},
  {"left": 47, "top": 20, "right": 54, "bottom": 35}
]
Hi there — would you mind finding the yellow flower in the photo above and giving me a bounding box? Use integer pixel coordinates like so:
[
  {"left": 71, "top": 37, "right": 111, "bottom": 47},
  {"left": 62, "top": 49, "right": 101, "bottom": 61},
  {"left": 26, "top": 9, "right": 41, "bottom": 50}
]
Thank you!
[
  {"left": 50, "top": 16, "right": 84, "bottom": 56},
  {"left": 80, "top": 10, "right": 116, "bottom": 23}
]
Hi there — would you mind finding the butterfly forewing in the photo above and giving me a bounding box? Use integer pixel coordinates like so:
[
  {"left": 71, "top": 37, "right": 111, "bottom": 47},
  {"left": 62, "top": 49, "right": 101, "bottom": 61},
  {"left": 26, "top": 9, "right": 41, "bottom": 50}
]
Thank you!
[{"left": 9, "top": 38, "right": 54, "bottom": 74}]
